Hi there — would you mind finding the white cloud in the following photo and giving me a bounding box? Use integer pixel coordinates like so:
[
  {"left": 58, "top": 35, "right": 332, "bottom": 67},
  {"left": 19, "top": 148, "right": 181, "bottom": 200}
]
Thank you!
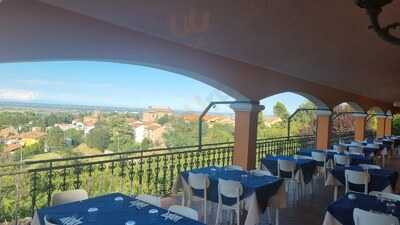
[{"left": 0, "top": 89, "right": 38, "bottom": 101}]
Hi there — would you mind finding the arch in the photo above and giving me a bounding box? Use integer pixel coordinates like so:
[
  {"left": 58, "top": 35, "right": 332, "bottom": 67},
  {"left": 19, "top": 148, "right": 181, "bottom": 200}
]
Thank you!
[
  {"left": 332, "top": 102, "right": 365, "bottom": 113},
  {"left": 368, "top": 106, "right": 385, "bottom": 115},
  {"left": 260, "top": 91, "right": 329, "bottom": 110}
]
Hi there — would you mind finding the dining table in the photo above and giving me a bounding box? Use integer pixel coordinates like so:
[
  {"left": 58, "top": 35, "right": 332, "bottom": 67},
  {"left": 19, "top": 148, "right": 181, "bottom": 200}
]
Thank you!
[
  {"left": 325, "top": 165, "right": 399, "bottom": 200},
  {"left": 297, "top": 149, "right": 374, "bottom": 166},
  {"left": 261, "top": 155, "right": 317, "bottom": 185},
  {"left": 32, "top": 193, "right": 205, "bottom": 225},
  {"left": 172, "top": 166, "right": 286, "bottom": 225},
  {"left": 323, "top": 192, "right": 400, "bottom": 225}
]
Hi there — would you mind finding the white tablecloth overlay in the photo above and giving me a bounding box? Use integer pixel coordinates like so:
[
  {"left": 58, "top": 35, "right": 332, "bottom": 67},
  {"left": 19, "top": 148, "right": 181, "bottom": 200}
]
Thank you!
[
  {"left": 172, "top": 174, "right": 287, "bottom": 225},
  {"left": 322, "top": 211, "right": 344, "bottom": 225}
]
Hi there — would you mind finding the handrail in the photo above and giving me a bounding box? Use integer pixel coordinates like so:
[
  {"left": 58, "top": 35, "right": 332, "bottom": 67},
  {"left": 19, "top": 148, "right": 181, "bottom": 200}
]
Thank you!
[{"left": 287, "top": 108, "right": 330, "bottom": 137}]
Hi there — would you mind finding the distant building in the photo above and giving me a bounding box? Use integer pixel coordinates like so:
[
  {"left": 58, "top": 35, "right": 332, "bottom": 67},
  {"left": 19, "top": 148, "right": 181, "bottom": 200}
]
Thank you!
[
  {"left": 0, "top": 127, "right": 17, "bottom": 139},
  {"left": 264, "top": 115, "right": 282, "bottom": 127},
  {"left": 83, "top": 115, "right": 98, "bottom": 135},
  {"left": 134, "top": 122, "right": 165, "bottom": 145},
  {"left": 182, "top": 113, "right": 234, "bottom": 126},
  {"left": 4, "top": 143, "right": 22, "bottom": 153},
  {"left": 142, "top": 106, "right": 173, "bottom": 123}
]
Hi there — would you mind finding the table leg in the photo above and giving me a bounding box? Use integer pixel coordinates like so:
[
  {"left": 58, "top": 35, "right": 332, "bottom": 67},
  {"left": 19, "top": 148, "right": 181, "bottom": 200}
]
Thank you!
[
  {"left": 275, "top": 208, "right": 279, "bottom": 225},
  {"left": 334, "top": 186, "right": 338, "bottom": 201}
]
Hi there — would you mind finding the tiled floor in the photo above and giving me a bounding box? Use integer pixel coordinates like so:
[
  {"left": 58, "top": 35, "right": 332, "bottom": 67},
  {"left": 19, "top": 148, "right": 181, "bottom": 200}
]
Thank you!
[{"left": 161, "top": 155, "right": 400, "bottom": 225}]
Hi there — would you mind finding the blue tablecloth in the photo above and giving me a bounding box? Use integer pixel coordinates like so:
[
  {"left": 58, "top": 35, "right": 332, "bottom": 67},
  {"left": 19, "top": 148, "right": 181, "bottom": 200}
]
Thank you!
[
  {"left": 261, "top": 155, "right": 317, "bottom": 184},
  {"left": 329, "top": 166, "right": 398, "bottom": 193},
  {"left": 181, "top": 166, "right": 283, "bottom": 209},
  {"left": 297, "top": 149, "right": 373, "bottom": 166},
  {"left": 36, "top": 193, "right": 204, "bottom": 225},
  {"left": 326, "top": 192, "right": 400, "bottom": 225}
]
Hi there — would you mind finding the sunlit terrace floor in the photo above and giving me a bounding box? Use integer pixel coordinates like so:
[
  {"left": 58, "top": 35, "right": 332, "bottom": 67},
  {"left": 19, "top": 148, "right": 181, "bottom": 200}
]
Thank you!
[{"left": 160, "top": 156, "right": 400, "bottom": 225}]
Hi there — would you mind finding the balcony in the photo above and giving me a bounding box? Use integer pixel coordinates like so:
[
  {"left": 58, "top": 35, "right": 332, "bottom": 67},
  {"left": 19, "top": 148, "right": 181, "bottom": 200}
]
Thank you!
[{"left": 0, "top": 135, "right": 316, "bottom": 223}]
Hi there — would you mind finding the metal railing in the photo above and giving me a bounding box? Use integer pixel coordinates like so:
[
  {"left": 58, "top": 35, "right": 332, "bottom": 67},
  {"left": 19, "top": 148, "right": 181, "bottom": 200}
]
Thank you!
[
  {"left": 0, "top": 135, "right": 319, "bottom": 222},
  {"left": 330, "top": 131, "right": 355, "bottom": 145}
]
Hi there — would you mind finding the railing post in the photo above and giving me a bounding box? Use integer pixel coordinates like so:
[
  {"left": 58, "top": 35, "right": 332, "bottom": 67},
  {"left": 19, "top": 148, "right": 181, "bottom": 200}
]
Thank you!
[
  {"left": 316, "top": 110, "right": 332, "bottom": 150},
  {"left": 230, "top": 102, "right": 265, "bottom": 170}
]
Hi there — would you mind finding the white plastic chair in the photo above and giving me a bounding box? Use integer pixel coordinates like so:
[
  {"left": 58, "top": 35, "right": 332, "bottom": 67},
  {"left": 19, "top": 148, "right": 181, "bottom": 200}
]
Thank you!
[
  {"left": 224, "top": 165, "right": 243, "bottom": 171},
  {"left": 349, "top": 146, "right": 364, "bottom": 156},
  {"left": 294, "top": 155, "right": 312, "bottom": 160},
  {"left": 353, "top": 208, "right": 399, "bottom": 225},
  {"left": 351, "top": 141, "right": 362, "bottom": 146},
  {"left": 216, "top": 179, "right": 243, "bottom": 225},
  {"left": 311, "top": 151, "right": 327, "bottom": 181},
  {"left": 359, "top": 164, "right": 381, "bottom": 170},
  {"left": 51, "top": 189, "right": 88, "bottom": 206},
  {"left": 137, "top": 194, "right": 161, "bottom": 207},
  {"left": 250, "top": 169, "right": 272, "bottom": 176},
  {"left": 334, "top": 154, "right": 350, "bottom": 167},
  {"left": 186, "top": 172, "right": 209, "bottom": 223},
  {"left": 278, "top": 159, "right": 300, "bottom": 202},
  {"left": 44, "top": 216, "right": 58, "bottom": 225},
  {"left": 370, "top": 191, "right": 400, "bottom": 202},
  {"left": 345, "top": 170, "right": 370, "bottom": 194},
  {"left": 169, "top": 205, "right": 199, "bottom": 221},
  {"left": 333, "top": 145, "right": 346, "bottom": 153}
]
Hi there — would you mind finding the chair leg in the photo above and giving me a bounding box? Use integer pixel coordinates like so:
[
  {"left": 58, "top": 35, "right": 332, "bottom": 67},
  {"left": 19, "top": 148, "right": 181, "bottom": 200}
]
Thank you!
[
  {"left": 203, "top": 199, "right": 207, "bottom": 224},
  {"left": 236, "top": 206, "right": 240, "bottom": 225},
  {"left": 216, "top": 202, "right": 222, "bottom": 225}
]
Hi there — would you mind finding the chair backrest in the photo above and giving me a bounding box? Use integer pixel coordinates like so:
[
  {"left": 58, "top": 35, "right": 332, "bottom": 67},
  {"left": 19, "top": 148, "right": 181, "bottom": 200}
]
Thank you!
[
  {"left": 294, "top": 155, "right": 312, "bottom": 160},
  {"left": 353, "top": 208, "right": 399, "bottom": 225},
  {"left": 168, "top": 205, "right": 199, "bottom": 221},
  {"left": 277, "top": 159, "right": 296, "bottom": 178},
  {"left": 224, "top": 165, "right": 243, "bottom": 171},
  {"left": 250, "top": 169, "right": 272, "bottom": 176},
  {"left": 366, "top": 143, "right": 379, "bottom": 148},
  {"left": 137, "top": 194, "right": 161, "bottom": 207},
  {"left": 311, "top": 151, "right": 326, "bottom": 163},
  {"left": 218, "top": 179, "right": 243, "bottom": 199},
  {"left": 349, "top": 146, "right": 364, "bottom": 155},
  {"left": 334, "top": 154, "right": 350, "bottom": 167},
  {"left": 188, "top": 172, "right": 210, "bottom": 190},
  {"left": 333, "top": 145, "right": 346, "bottom": 153},
  {"left": 369, "top": 191, "right": 400, "bottom": 202},
  {"left": 351, "top": 141, "right": 361, "bottom": 146},
  {"left": 359, "top": 164, "right": 381, "bottom": 170},
  {"left": 345, "top": 170, "right": 369, "bottom": 194},
  {"left": 44, "top": 216, "right": 58, "bottom": 225},
  {"left": 51, "top": 189, "right": 88, "bottom": 206}
]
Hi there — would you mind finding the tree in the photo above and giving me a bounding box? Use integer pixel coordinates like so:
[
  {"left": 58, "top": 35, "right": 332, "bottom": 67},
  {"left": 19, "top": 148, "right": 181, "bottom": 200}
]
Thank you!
[
  {"left": 163, "top": 118, "right": 199, "bottom": 148},
  {"left": 157, "top": 115, "right": 171, "bottom": 125},
  {"left": 65, "top": 128, "right": 84, "bottom": 146},
  {"left": 273, "top": 102, "right": 289, "bottom": 123},
  {"left": 141, "top": 138, "right": 153, "bottom": 150},
  {"left": 46, "top": 127, "right": 65, "bottom": 151},
  {"left": 86, "top": 126, "right": 110, "bottom": 151},
  {"left": 393, "top": 114, "right": 400, "bottom": 135}
]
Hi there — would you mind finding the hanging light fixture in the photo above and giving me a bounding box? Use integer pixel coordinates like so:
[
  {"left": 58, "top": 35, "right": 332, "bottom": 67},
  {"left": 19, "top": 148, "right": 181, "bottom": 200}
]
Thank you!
[{"left": 355, "top": 0, "right": 400, "bottom": 45}]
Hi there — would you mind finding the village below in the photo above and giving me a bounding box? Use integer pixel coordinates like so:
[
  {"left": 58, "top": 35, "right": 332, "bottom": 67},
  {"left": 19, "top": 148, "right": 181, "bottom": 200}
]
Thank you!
[{"left": 0, "top": 102, "right": 301, "bottom": 163}]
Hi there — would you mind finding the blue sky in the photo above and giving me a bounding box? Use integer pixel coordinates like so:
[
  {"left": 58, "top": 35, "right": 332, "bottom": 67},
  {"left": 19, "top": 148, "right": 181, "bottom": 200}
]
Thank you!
[{"left": 0, "top": 61, "right": 308, "bottom": 114}]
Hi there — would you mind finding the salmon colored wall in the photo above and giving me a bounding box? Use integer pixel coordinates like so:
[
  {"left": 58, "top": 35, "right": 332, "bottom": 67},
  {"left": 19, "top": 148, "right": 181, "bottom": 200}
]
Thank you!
[
  {"left": 316, "top": 115, "right": 331, "bottom": 149},
  {"left": 354, "top": 117, "right": 366, "bottom": 141}
]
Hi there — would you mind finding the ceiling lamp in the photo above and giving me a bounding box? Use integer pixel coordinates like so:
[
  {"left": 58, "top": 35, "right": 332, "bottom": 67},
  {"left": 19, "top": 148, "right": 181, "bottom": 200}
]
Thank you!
[{"left": 355, "top": 0, "right": 400, "bottom": 45}]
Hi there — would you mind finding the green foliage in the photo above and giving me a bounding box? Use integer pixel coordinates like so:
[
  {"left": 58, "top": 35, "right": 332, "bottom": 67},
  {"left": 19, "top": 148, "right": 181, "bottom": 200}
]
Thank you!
[
  {"left": 164, "top": 118, "right": 199, "bottom": 147},
  {"left": 65, "top": 128, "right": 84, "bottom": 146},
  {"left": 86, "top": 126, "right": 111, "bottom": 151},
  {"left": 13, "top": 140, "right": 44, "bottom": 161},
  {"left": 46, "top": 127, "right": 65, "bottom": 151},
  {"left": 141, "top": 138, "right": 153, "bottom": 150},
  {"left": 393, "top": 114, "right": 400, "bottom": 135},
  {"left": 157, "top": 115, "right": 171, "bottom": 125},
  {"left": 273, "top": 101, "right": 289, "bottom": 123}
]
